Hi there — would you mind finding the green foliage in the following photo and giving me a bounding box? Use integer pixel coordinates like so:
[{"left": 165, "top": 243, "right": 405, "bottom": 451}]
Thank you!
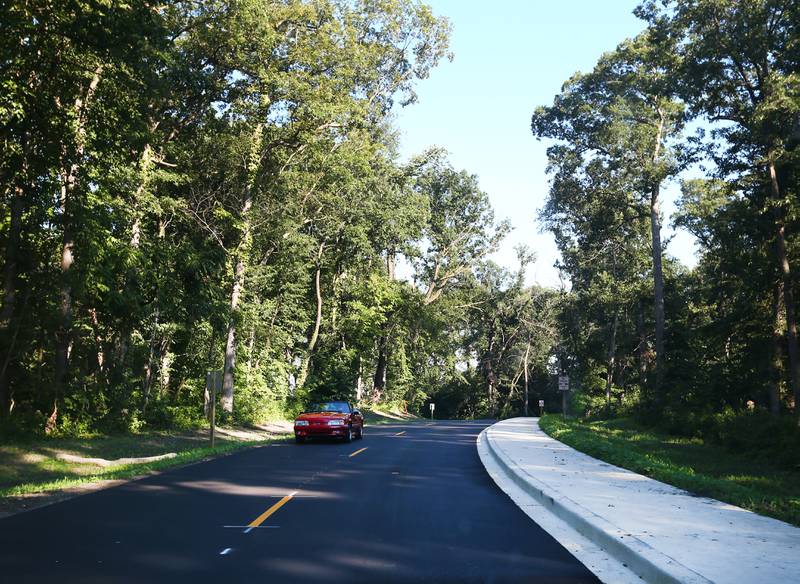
[
  {"left": 3, "top": 0, "right": 796, "bottom": 449},
  {"left": 145, "top": 404, "right": 206, "bottom": 432},
  {"left": 531, "top": 0, "right": 800, "bottom": 439}
]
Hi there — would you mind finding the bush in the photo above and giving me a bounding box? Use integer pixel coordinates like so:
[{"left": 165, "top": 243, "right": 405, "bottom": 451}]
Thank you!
[
  {"left": 0, "top": 407, "right": 47, "bottom": 439},
  {"left": 52, "top": 412, "right": 94, "bottom": 437},
  {"left": 649, "top": 406, "right": 800, "bottom": 469},
  {"left": 145, "top": 403, "right": 205, "bottom": 431}
]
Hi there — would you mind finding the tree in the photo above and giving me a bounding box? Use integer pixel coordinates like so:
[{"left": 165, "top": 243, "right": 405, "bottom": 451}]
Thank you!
[
  {"left": 532, "top": 30, "right": 687, "bottom": 404},
  {"left": 637, "top": 0, "right": 800, "bottom": 421}
]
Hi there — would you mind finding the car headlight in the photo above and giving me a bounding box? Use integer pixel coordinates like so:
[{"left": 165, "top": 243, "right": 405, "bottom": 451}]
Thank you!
[
  {"left": 328, "top": 419, "right": 345, "bottom": 426},
  {"left": 295, "top": 420, "right": 309, "bottom": 426}
]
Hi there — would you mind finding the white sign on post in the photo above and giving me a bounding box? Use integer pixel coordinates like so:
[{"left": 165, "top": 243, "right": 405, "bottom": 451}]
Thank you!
[
  {"left": 429, "top": 403, "right": 435, "bottom": 411},
  {"left": 558, "top": 375, "right": 570, "bottom": 392},
  {"left": 538, "top": 399, "right": 545, "bottom": 408}
]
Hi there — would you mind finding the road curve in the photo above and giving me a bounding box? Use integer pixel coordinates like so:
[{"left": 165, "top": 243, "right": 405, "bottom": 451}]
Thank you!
[{"left": 0, "top": 420, "right": 599, "bottom": 583}]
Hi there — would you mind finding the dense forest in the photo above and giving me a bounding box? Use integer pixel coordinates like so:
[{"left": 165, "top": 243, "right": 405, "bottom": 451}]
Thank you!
[
  {"left": 1, "top": 0, "right": 799, "bottom": 447},
  {"left": 532, "top": 0, "right": 800, "bottom": 446},
  {"left": 0, "top": 0, "right": 557, "bottom": 434}
]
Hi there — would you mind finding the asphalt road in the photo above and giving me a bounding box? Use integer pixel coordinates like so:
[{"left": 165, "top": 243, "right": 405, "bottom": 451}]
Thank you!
[{"left": 0, "top": 420, "right": 600, "bottom": 583}]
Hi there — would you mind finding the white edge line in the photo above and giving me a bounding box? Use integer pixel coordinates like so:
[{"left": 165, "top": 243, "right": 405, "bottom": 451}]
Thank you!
[{"left": 220, "top": 548, "right": 233, "bottom": 555}]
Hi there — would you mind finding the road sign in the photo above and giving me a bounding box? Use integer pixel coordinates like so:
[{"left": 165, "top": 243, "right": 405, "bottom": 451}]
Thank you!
[
  {"left": 538, "top": 399, "right": 544, "bottom": 408},
  {"left": 429, "top": 403, "right": 435, "bottom": 411},
  {"left": 558, "top": 375, "right": 570, "bottom": 392}
]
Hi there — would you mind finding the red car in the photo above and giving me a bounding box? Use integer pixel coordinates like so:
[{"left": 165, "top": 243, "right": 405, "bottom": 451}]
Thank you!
[{"left": 294, "top": 401, "right": 364, "bottom": 444}]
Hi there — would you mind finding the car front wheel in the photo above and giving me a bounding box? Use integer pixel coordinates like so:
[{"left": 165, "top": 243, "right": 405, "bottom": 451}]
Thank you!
[
  {"left": 356, "top": 425, "right": 364, "bottom": 439},
  {"left": 344, "top": 426, "right": 353, "bottom": 443}
]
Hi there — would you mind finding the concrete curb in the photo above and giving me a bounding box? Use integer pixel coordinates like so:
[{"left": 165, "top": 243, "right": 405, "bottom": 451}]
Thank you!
[{"left": 480, "top": 423, "right": 713, "bottom": 584}]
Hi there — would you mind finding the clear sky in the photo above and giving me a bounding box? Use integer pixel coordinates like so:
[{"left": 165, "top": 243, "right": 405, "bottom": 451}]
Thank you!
[{"left": 393, "top": 0, "right": 698, "bottom": 288}]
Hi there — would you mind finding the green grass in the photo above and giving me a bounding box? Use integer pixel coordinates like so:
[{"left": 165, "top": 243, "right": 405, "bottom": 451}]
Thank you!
[
  {"left": 0, "top": 428, "right": 289, "bottom": 499},
  {"left": 539, "top": 415, "right": 800, "bottom": 527}
]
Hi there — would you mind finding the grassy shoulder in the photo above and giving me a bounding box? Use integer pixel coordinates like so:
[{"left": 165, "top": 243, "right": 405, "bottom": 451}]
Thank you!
[
  {"left": 539, "top": 415, "right": 800, "bottom": 527},
  {"left": 0, "top": 424, "right": 291, "bottom": 501},
  {"left": 361, "top": 406, "right": 419, "bottom": 425}
]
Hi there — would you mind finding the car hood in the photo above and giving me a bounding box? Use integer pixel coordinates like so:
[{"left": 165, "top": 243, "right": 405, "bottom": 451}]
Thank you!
[{"left": 296, "top": 412, "right": 349, "bottom": 422}]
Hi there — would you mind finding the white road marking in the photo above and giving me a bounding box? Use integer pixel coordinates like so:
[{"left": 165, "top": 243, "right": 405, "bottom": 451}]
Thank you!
[{"left": 220, "top": 548, "right": 233, "bottom": 556}]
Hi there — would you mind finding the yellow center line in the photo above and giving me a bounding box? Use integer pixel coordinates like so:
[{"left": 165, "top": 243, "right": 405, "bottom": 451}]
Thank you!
[
  {"left": 394, "top": 431, "right": 406, "bottom": 436},
  {"left": 349, "top": 447, "right": 368, "bottom": 458},
  {"left": 247, "top": 491, "right": 297, "bottom": 529}
]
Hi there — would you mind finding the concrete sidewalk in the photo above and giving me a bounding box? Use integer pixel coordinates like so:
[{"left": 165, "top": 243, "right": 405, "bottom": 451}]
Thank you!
[{"left": 479, "top": 417, "right": 800, "bottom": 584}]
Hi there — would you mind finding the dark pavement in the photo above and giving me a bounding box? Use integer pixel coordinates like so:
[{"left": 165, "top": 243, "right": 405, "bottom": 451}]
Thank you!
[{"left": 0, "top": 420, "right": 600, "bottom": 583}]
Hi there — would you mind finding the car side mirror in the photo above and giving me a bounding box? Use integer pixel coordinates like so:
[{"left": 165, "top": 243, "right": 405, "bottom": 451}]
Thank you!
[{"left": 352, "top": 409, "right": 361, "bottom": 416}]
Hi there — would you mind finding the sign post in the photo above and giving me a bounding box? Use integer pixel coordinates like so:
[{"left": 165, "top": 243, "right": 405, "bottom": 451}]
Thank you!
[
  {"left": 558, "top": 375, "right": 570, "bottom": 419},
  {"left": 538, "top": 399, "right": 545, "bottom": 417},
  {"left": 429, "top": 402, "right": 435, "bottom": 420}
]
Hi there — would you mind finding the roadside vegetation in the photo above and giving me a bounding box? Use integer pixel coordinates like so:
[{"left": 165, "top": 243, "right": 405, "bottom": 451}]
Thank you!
[
  {"left": 529, "top": 1, "right": 800, "bottom": 453},
  {"left": 0, "top": 427, "right": 285, "bottom": 507},
  {"left": 540, "top": 415, "right": 800, "bottom": 527},
  {"left": 1, "top": 0, "right": 799, "bottom": 492},
  {"left": 0, "top": 0, "right": 556, "bottom": 442}
]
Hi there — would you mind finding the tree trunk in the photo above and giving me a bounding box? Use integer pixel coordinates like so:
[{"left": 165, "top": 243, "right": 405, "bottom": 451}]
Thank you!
[
  {"left": 356, "top": 355, "right": 363, "bottom": 402},
  {"left": 604, "top": 312, "right": 619, "bottom": 416},
  {"left": 372, "top": 251, "right": 396, "bottom": 397},
  {"left": 636, "top": 299, "right": 648, "bottom": 383},
  {"left": 769, "top": 280, "right": 784, "bottom": 416},
  {"left": 373, "top": 335, "right": 388, "bottom": 396},
  {"left": 141, "top": 309, "right": 158, "bottom": 415},
  {"left": 650, "top": 112, "right": 666, "bottom": 406},
  {"left": 88, "top": 307, "right": 105, "bottom": 374},
  {"left": 523, "top": 340, "right": 530, "bottom": 417},
  {"left": 221, "top": 255, "right": 245, "bottom": 413},
  {"left": 485, "top": 350, "right": 497, "bottom": 418},
  {"left": 158, "top": 337, "right": 171, "bottom": 398},
  {"left": 204, "top": 330, "right": 216, "bottom": 419},
  {"left": 220, "top": 126, "right": 262, "bottom": 414},
  {"left": 769, "top": 159, "right": 800, "bottom": 423},
  {"left": 52, "top": 65, "right": 103, "bottom": 428},
  {"left": 0, "top": 176, "right": 25, "bottom": 416},
  {"left": 129, "top": 142, "right": 154, "bottom": 250},
  {"left": 245, "top": 326, "right": 256, "bottom": 384},
  {"left": 386, "top": 251, "right": 396, "bottom": 281},
  {"left": 296, "top": 243, "right": 325, "bottom": 390}
]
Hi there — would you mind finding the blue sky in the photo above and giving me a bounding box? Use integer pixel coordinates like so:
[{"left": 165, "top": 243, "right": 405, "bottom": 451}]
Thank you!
[{"left": 393, "top": 0, "right": 698, "bottom": 288}]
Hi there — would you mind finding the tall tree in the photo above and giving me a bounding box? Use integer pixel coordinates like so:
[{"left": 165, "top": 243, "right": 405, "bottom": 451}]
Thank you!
[
  {"left": 637, "top": 0, "right": 800, "bottom": 421},
  {"left": 532, "top": 30, "right": 686, "bottom": 404}
]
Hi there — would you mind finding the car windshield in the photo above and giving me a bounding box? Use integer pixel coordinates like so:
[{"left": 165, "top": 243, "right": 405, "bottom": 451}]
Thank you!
[{"left": 307, "top": 401, "right": 350, "bottom": 413}]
